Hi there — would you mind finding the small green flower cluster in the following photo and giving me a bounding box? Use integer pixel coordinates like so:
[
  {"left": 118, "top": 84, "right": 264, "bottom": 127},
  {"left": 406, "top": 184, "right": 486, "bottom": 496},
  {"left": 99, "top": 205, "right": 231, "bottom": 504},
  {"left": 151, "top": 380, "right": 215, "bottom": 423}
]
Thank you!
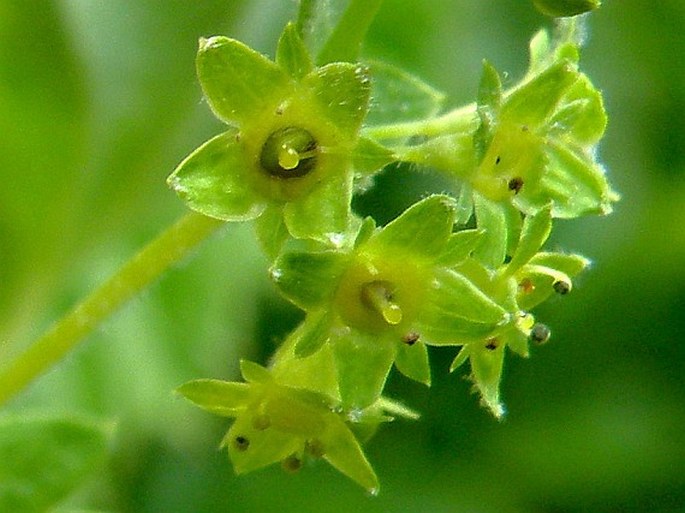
[{"left": 173, "top": 7, "right": 616, "bottom": 493}]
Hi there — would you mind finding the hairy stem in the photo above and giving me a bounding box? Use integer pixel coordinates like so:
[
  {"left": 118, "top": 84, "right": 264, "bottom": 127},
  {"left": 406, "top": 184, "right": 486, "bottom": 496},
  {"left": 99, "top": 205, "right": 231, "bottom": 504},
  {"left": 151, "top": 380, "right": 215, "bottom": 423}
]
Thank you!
[
  {"left": 362, "top": 103, "right": 477, "bottom": 141},
  {"left": 0, "top": 211, "right": 224, "bottom": 407}
]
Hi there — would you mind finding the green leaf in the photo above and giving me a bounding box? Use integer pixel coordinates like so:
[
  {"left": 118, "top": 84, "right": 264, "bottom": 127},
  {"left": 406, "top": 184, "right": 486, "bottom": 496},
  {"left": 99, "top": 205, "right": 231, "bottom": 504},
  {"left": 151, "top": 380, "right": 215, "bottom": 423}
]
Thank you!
[
  {"left": 303, "top": 62, "right": 371, "bottom": 137},
  {"left": 533, "top": 0, "right": 601, "bottom": 18},
  {"left": 316, "top": 0, "right": 384, "bottom": 64},
  {"left": 196, "top": 36, "right": 291, "bottom": 125},
  {"left": 332, "top": 331, "right": 396, "bottom": 409},
  {"left": 395, "top": 341, "right": 431, "bottom": 386},
  {"left": 469, "top": 345, "right": 506, "bottom": 418},
  {"left": 321, "top": 418, "right": 379, "bottom": 494},
  {"left": 176, "top": 379, "right": 250, "bottom": 417},
  {"left": 352, "top": 137, "right": 396, "bottom": 175},
  {"left": 276, "top": 22, "right": 313, "bottom": 80},
  {"left": 254, "top": 205, "right": 288, "bottom": 260},
  {"left": 0, "top": 415, "right": 110, "bottom": 513},
  {"left": 364, "top": 60, "right": 446, "bottom": 127},
  {"left": 505, "top": 205, "right": 552, "bottom": 275},
  {"left": 240, "top": 360, "right": 272, "bottom": 384},
  {"left": 283, "top": 162, "right": 355, "bottom": 244},
  {"left": 502, "top": 60, "right": 578, "bottom": 129},
  {"left": 473, "top": 193, "right": 508, "bottom": 268},
  {"left": 271, "top": 250, "right": 349, "bottom": 310},
  {"left": 167, "top": 130, "right": 266, "bottom": 221},
  {"left": 437, "top": 229, "right": 484, "bottom": 267},
  {"left": 371, "top": 195, "right": 456, "bottom": 259},
  {"left": 294, "top": 310, "right": 333, "bottom": 358}
]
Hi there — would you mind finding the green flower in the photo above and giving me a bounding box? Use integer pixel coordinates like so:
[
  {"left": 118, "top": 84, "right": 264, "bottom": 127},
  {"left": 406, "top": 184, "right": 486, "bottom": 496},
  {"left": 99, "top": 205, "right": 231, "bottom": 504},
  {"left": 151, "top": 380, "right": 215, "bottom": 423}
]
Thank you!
[
  {"left": 177, "top": 360, "right": 382, "bottom": 493},
  {"left": 167, "top": 24, "right": 371, "bottom": 250},
  {"left": 270, "top": 195, "right": 512, "bottom": 410}
]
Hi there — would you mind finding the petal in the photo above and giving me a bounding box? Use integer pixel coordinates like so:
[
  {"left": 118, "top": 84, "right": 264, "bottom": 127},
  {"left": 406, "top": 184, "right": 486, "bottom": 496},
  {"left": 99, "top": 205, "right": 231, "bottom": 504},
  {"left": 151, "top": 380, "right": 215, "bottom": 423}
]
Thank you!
[
  {"left": 167, "top": 131, "right": 266, "bottom": 221},
  {"left": 371, "top": 194, "right": 456, "bottom": 260},
  {"left": 176, "top": 379, "right": 250, "bottom": 417},
  {"left": 504, "top": 204, "right": 553, "bottom": 275},
  {"left": 321, "top": 417, "right": 379, "bottom": 494},
  {"left": 270, "top": 250, "right": 350, "bottom": 310},
  {"left": 302, "top": 62, "right": 371, "bottom": 139},
  {"left": 332, "top": 330, "right": 396, "bottom": 409},
  {"left": 395, "top": 341, "right": 431, "bottom": 386},
  {"left": 283, "top": 167, "right": 355, "bottom": 244},
  {"left": 196, "top": 36, "right": 291, "bottom": 125},
  {"left": 276, "top": 22, "right": 313, "bottom": 80}
]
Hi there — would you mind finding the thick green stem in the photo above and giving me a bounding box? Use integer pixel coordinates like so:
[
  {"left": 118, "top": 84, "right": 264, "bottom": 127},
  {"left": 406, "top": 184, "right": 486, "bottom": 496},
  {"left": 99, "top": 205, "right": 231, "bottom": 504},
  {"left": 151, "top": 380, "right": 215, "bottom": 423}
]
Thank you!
[{"left": 0, "top": 211, "right": 224, "bottom": 407}]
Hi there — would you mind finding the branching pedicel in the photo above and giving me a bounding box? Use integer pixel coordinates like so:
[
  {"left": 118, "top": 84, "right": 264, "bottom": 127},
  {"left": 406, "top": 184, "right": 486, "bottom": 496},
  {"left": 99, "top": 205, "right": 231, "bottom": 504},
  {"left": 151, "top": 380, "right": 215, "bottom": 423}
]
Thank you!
[{"left": 0, "top": 0, "right": 616, "bottom": 496}]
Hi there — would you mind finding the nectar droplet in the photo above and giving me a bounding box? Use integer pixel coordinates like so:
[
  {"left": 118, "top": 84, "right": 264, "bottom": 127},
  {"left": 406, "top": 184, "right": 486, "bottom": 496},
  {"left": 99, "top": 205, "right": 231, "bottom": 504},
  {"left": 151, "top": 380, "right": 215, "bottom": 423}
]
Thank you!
[
  {"left": 260, "top": 127, "right": 318, "bottom": 178},
  {"left": 362, "top": 281, "right": 403, "bottom": 326}
]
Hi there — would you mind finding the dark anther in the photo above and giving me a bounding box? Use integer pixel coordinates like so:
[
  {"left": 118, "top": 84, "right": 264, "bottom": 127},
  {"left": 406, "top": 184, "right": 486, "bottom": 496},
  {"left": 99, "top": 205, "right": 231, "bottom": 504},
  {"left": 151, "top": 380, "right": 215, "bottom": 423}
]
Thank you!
[
  {"left": 305, "top": 439, "right": 326, "bottom": 458},
  {"left": 252, "top": 413, "right": 271, "bottom": 431},
  {"left": 518, "top": 278, "right": 535, "bottom": 294},
  {"left": 260, "top": 126, "right": 318, "bottom": 179},
  {"left": 508, "top": 177, "right": 524, "bottom": 194},
  {"left": 530, "top": 323, "right": 551, "bottom": 344},
  {"left": 281, "top": 454, "right": 303, "bottom": 473},
  {"left": 485, "top": 338, "right": 499, "bottom": 350},
  {"left": 553, "top": 280, "right": 571, "bottom": 295},
  {"left": 495, "top": 155, "right": 501, "bottom": 165},
  {"left": 233, "top": 435, "right": 250, "bottom": 452},
  {"left": 402, "top": 332, "right": 420, "bottom": 345}
]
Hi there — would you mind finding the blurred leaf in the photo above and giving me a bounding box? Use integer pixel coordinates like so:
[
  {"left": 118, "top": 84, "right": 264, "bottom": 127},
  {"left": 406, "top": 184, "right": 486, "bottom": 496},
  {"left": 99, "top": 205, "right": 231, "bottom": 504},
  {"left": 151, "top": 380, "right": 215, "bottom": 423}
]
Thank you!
[
  {"left": 365, "top": 60, "right": 446, "bottom": 126},
  {"left": 0, "top": 415, "right": 110, "bottom": 513}
]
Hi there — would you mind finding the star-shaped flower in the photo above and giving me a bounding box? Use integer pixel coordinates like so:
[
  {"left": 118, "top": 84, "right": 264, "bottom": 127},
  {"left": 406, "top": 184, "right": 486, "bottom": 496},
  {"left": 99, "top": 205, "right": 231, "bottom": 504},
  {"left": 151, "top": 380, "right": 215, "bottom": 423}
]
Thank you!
[{"left": 167, "top": 24, "right": 372, "bottom": 252}]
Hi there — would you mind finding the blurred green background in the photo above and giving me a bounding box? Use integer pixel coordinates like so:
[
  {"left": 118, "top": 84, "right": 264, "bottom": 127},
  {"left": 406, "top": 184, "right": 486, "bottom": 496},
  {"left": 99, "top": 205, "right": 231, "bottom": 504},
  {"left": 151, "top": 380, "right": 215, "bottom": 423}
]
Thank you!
[{"left": 1, "top": 1, "right": 684, "bottom": 512}]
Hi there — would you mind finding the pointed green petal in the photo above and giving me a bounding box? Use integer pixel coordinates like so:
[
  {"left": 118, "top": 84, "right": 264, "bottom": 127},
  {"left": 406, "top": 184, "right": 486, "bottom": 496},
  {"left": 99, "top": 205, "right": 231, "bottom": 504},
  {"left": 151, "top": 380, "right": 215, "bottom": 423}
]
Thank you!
[
  {"left": 283, "top": 168, "right": 354, "bottom": 244},
  {"left": 371, "top": 195, "right": 456, "bottom": 259},
  {"left": 294, "top": 310, "right": 333, "bottom": 358},
  {"left": 254, "top": 204, "right": 288, "bottom": 260},
  {"left": 469, "top": 345, "right": 506, "bottom": 418},
  {"left": 516, "top": 264, "right": 573, "bottom": 310},
  {"left": 176, "top": 379, "right": 250, "bottom": 417},
  {"left": 550, "top": 74, "right": 607, "bottom": 145},
  {"left": 302, "top": 62, "right": 371, "bottom": 138},
  {"left": 240, "top": 360, "right": 272, "bottom": 384},
  {"left": 505, "top": 205, "right": 552, "bottom": 275},
  {"left": 322, "top": 418, "right": 379, "bottom": 493},
  {"left": 529, "top": 251, "right": 590, "bottom": 276},
  {"left": 449, "top": 346, "right": 471, "bottom": 372},
  {"left": 354, "top": 216, "right": 377, "bottom": 249},
  {"left": 437, "top": 229, "right": 484, "bottom": 267},
  {"left": 541, "top": 142, "right": 616, "bottom": 217},
  {"left": 271, "top": 250, "right": 349, "bottom": 310},
  {"left": 474, "top": 60, "right": 503, "bottom": 161},
  {"left": 276, "top": 22, "right": 313, "bottom": 80},
  {"left": 425, "top": 268, "right": 508, "bottom": 325},
  {"left": 365, "top": 60, "right": 445, "bottom": 126},
  {"left": 333, "top": 331, "right": 396, "bottom": 409},
  {"left": 395, "top": 341, "right": 431, "bottom": 386},
  {"left": 167, "top": 131, "right": 265, "bottom": 221},
  {"left": 502, "top": 60, "right": 578, "bottom": 129},
  {"left": 473, "top": 193, "right": 508, "bottom": 268},
  {"left": 196, "top": 36, "right": 291, "bottom": 125}
]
